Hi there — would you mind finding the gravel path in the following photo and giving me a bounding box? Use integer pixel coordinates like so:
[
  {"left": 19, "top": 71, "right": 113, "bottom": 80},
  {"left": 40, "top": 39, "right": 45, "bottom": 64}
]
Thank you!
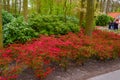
[{"left": 96, "top": 26, "right": 109, "bottom": 30}]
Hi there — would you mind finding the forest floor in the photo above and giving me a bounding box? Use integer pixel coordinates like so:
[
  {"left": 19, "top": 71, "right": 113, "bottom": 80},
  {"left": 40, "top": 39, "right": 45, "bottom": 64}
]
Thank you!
[{"left": 17, "top": 26, "right": 120, "bottom": 80}]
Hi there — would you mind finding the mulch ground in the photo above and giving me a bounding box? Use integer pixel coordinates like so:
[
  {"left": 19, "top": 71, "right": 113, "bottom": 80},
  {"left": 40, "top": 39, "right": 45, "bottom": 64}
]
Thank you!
[{"left": 17, "top": 58, "right": 120, "bottom": 80}]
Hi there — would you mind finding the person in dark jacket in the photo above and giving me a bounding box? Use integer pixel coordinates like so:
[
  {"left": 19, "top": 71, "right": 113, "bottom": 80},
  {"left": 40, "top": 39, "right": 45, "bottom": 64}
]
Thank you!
[
  {"left": 114, "top": 19, "right": 119, "bottom": 30},
  {"left": 108, "top": 21, "right": 114, "bottom": 30}
]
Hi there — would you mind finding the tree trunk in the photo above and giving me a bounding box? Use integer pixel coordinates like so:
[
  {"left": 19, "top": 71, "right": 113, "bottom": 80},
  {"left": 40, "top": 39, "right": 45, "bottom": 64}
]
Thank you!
[
  {"left": 106, "top": 0, "right": 110, "bottom": 14},
  {"left": 85, "top": 0, "right": 94, "bottom": 36},
  {"left": 11, "top": 0, "right": 14, "bottom": 14},
  {"left": 100, "top": 0, "right": 106, "bottom": 13},
  {"left": 100, "top": 0, "right": 103, "bottom": 12},
  {"left": 0, "top": 0, "right": 3, "bottom": 48},
  {"left": 23, "top": 0, "right": 28, "bottom": 22},
  {"left": 67, "top": 0, "right": 72, "bottom": 15},
  {"left": 6, "top": 0, "right": 10, "bottom": 12},
  {"left": 49, "top": 0, "right": 53, "bottom": 14},
  {"left": 18, "top": 0, "right": 22, "bottom": 14},
  {"left": 3, "top": 0, "right": 7, "bottom": 11},
  {"left": 79, "top": 0, "right": 85, "bottom": 27},
  {"left": 56, "top": 0, "right": 61, "bottom": 15},
  {"left": 36, "top": 0, "right": 41, "bottom": 13},
  {"left": 103, "top": 0, "right": 107, "bottom": 14},
  {"left": 64, "top": 0, "right": 67, "bottom": 23},
  {"left": 95, "top": 0, "right": 100, "bottom": 12},
  {"left": 111, "top": 0, "right": 114, "bottom": 12},
  {"left": 14, "top": 0, "right": 17, "bottom": 17}
]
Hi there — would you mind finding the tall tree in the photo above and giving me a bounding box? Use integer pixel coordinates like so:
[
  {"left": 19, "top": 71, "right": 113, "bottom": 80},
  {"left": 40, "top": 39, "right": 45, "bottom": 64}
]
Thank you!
[
  {"left": 36, "top": 0, "right": 41, "bottom": 13},
  {"left": 3, "top": 0, "right": 7, "bottom": 11},
  {"left": 14, "top": 0, "right": 19, "bottom": 16},
  {"left": 85, "top": 0, "right": 94, "bottom": 36},
  {"left": 6, "top": 0, "right": 10, "bottom": 12},
  {"left": 100, "top": 0, "right": 106, "bottom": 13},
  {"left": 106, "top": 0, "right": 111, "bottom": 14},
  {"left": 55, "top": 0, "right": 61, "bottom": 15},
  {"left": 103, "top": 0, "right": 108, "bottom": 14},
  {"left": 68, "top": 0, "right": 72, "bottom": 15},
  {"left": 64, "top": 0, "right": 67, "bottom": 23},
  {"left": 0, "top": 0, "right": 3, "bottom": 48},
  {"left": 79, "top": 0, "right": 86, "bottom": 27},
  {"left": 23, "top": 0, "right": 28, "bottom": 21},
  {"left": 95, "top": 0, "right": 100, "bottom": 12},
  {"left": 100, "top": 0, "right": 103, "bottom": 12},
  {"left": 18, "top": 0, "right": 22, "bottom": 14},
  {"left": 11, "top": 0, "right": 14, "bottom": 14},
  {"left": 49, "top": 0, "right": 53, "bottom": 14}
]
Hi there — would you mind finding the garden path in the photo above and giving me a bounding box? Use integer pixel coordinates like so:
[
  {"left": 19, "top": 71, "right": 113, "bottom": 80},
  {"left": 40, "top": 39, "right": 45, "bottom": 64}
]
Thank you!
[{"left": 87, "top": 69, "right": 120, "bottom": 80}]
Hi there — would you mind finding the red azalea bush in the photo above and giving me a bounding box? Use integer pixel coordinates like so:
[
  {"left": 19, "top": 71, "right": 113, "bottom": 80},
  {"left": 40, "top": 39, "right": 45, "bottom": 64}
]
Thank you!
[{"left": 0, "top": 29, "right": 120, "bottom": 79}]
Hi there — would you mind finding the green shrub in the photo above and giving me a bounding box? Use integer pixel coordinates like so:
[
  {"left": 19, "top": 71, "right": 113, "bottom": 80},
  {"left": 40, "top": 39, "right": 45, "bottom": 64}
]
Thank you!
[
  {"left": 2, "top": 10, "right": 15, "bottom": 25},
  {"left": 3, "top": 17, "right": 38, "bottom": 45},
  {"left": 95, "top": 14, "right": 112, "bottom": 26},
  {"left": 28, "top": 14, "right": 80, "bottom": 35},
  {"left": 109, "top": 16, "right": 114, "bottom": 22}
]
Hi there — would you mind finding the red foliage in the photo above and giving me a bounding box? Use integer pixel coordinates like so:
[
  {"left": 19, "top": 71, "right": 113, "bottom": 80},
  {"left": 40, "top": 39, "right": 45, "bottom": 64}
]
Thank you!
[{"left": 0, "top": 29, "right": 120, "bottom": 79}]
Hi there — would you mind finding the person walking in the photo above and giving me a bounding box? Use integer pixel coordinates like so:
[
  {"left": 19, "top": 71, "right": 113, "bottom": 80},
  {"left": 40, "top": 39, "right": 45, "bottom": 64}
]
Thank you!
[
  {"left": 114, "top": 19, "right": 119, "bottom": 30},
  {"left": 108, "top": 21, "right": 114, "bottom": 30},
  {"left": 118, "top": 19, "right": 120, "bottom": 29}
]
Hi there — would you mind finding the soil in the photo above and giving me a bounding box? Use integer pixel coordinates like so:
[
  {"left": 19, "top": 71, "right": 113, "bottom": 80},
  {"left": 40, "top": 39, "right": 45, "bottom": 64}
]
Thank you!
[{"left": 17, "top": 58, "right": 120, "bottom": 80}]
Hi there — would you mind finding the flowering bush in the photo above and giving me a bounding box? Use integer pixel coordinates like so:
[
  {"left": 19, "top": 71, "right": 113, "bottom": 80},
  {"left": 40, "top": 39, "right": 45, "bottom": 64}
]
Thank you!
[{"left": 0, "top": 29, "right": 120, "bottom": 79}]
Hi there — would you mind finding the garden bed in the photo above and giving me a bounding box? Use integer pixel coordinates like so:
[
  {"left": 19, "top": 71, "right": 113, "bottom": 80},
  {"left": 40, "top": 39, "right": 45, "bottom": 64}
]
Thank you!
[
  {"left": 0, "top": 29, "right": 120, "bottom": 80},
  {"left": 17, "top": 58, "right": 120, "bottom": 80}
]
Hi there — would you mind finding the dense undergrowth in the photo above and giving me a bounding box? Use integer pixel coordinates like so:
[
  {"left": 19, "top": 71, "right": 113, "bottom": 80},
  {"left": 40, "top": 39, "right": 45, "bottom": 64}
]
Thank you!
[
  {"left": 2, "top": 10, "right": 114, "bottom": 46},
  {"left": 95, "top": 14, "right": 113, "bottom": 26},
  {"left": 3, "top": 10, "right": 115, "bottom": 46},
  {"left": 28, "top": 14, "right": 79, "bottom": 35},
  {"left": 2, "top": 10, "right": 15, "bottom": 25},
  {"left": 2, "top": 11, "right": 79, "bottom": 46},
  {"left": 0, "top": 29, "right": 120, "bottom": 79},
  {"left": 3, "top": 17, "right": 38, "bottom": 45}
]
